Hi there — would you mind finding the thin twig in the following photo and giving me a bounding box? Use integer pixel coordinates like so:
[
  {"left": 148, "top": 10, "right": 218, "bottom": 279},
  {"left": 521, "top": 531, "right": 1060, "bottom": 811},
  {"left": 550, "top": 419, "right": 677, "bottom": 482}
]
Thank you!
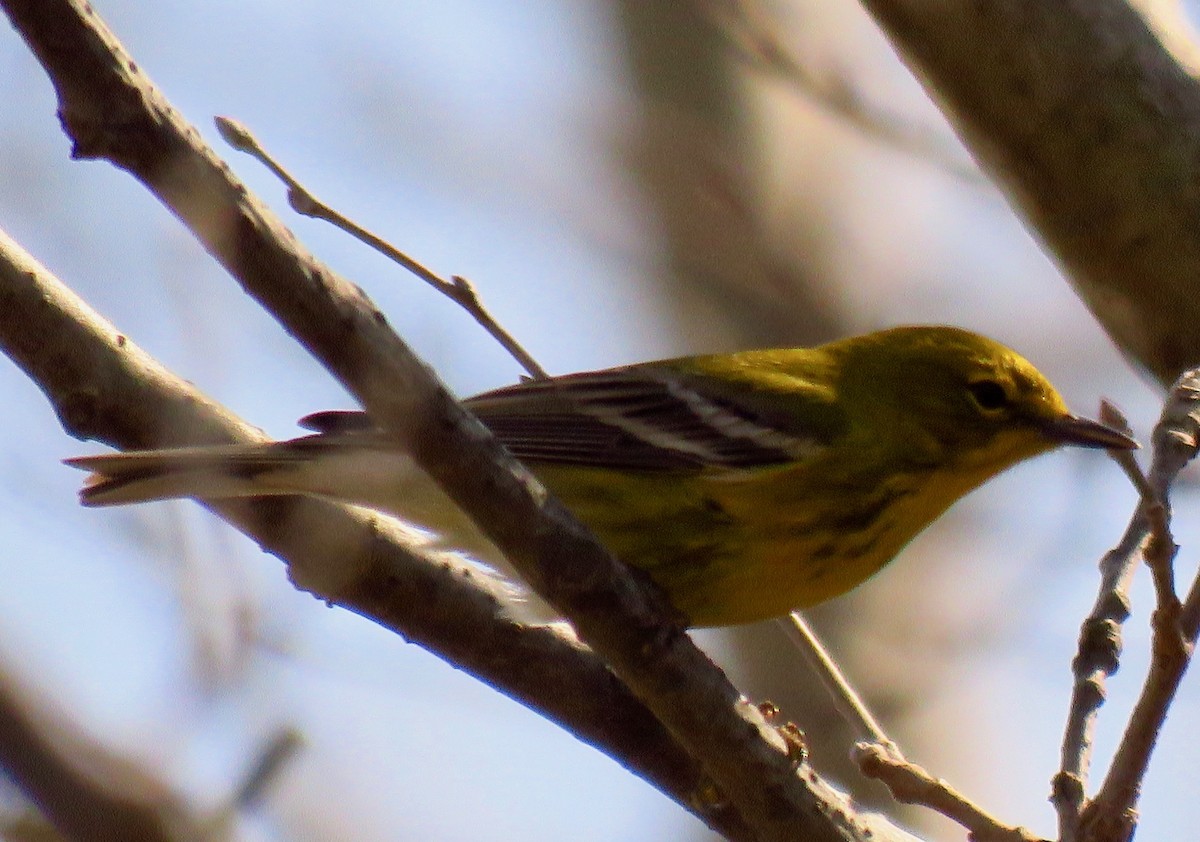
[
  {"left": 778, "top": 612, "right": 891, "bottom": 747},
  {"left": 231, "top": 728, "right": 304, "bottom": 809},
  {"left": 779, "top": 615, "right": 1040, "bottom": 839},
  {"left": 1053, "top": 403, "right": 1149, "bottom": 842},
  {"left": 199, "top": 728, "right": 305, "bottom": 838},
  {"left": 1182, "top": 542, "right": 1200, "bottom": 645},
  {"left": 854, "top": 742, "right": 1046, "bottom": 842},
  {"left": 214, "top": 116, "right": 548, "bottom": 381},
  {"left": 1051, "top": 516, "right": 1143, "bottom": 842},
  {"left": 1142, "top": 503, "right": 1180, "bottom": 615},
  {"left": 1078, "top": 371, "right": 1200, "bottom": 842},
  {"left": 1098, "top": 402, "right": 1153, "bottom": 502}
]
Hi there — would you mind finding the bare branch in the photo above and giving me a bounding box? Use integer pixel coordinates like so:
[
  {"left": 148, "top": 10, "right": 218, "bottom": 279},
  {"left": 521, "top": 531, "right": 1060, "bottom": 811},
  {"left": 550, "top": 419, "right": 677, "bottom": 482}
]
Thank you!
[
  {"left": 0, "top": 226, "right": 753, "bottom": 842},
  {"left": 1054, "top": 499, "right": 1145, "bottom": 839},
  {"left": 854, "top": 742, "right": 1046, "bottom": 842},
  {"left": 700, "top": 0, "right": 981, "bottom": 181},
  {"left": 1079, "top": 371, "right": 1200, "bottom": 842}
]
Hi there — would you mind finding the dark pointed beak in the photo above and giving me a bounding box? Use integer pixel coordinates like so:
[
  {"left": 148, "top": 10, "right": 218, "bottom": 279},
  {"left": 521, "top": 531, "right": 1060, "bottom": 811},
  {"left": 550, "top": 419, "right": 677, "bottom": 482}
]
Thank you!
[{"left": 1042, "top": 414, "right": 1139, "bottom": 450}]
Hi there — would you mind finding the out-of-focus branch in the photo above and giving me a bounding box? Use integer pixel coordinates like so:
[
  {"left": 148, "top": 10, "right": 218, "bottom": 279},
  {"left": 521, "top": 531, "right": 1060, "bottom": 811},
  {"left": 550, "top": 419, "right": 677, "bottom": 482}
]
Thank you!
[
  {"left": 1, "top": 1, "right": 923, "bottom": 838},
  {"left": 0, "top": 661, "right": 180, "bottom": 841},
  {"left": 0, "top": 227, "right": 752, "bottom": 842},
  {"left": 699, "top": 0, "right": 980, "bottom": 181},
  {"left": 614, "top": 2, "right": 846, "bottom": 349},
  {"left": 199, "top": 729, "right": 305, "bottom": 839},
  {"left": 858, "top": 0, "right": 1200, "bottom": 386}
]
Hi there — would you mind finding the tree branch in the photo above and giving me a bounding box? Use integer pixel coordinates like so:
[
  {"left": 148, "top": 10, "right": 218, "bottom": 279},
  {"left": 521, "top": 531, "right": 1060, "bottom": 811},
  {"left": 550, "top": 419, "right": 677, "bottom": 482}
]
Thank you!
[
  {"left": 0, "top": 661, "right": 180, "bottom": 841},
  {"left": 858, "top": 0, "right": 1200, "bottom": 385},
  {"left": 0, "top": 226, "right": 751, "bottom": 841},
  {"left": 1078, "top": 371, "right": 1200, "bottom": 842}
]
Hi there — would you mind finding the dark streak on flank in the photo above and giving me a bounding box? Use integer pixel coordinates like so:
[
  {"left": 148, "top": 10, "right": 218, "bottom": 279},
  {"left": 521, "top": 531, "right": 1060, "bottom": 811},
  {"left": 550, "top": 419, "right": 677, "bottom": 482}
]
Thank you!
[
  {"left": 700, "top": 496, "right": 733, "bottom": 523},
  {"left": 840, "top": 534, "right": 880, "bottom": 562},
  {"left": 825, "top": 486, "right": 911, "bottom": 534},
  {"left": 809, "top": 542, "right": 838, "bottom": 561}
]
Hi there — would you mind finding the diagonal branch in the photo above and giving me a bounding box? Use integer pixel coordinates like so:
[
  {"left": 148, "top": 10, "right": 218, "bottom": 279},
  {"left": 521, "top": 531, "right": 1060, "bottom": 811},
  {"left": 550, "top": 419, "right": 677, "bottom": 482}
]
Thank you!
[
  {"left": 858, "top": 0, "right": 1200, "bottom": 385},
  {"left": 0, "top": 660, "right": 181, "bottom": 841},
  {"left": 0, "top": 224, "right": 755, "bottom": 840}
]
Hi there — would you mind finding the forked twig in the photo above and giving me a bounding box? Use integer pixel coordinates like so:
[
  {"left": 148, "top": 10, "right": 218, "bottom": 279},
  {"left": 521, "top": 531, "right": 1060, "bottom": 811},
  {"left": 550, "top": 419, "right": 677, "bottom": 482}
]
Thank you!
[
  {"left": 784, "top": 611, "right": 1049, "bottom": 841},
  {"left": 1074, "top": 373, "right": 1200, "bottom": 842}
]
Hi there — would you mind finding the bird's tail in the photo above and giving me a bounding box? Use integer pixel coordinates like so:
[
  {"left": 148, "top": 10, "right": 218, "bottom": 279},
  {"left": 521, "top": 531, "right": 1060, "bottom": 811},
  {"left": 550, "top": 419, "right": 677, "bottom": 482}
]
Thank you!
[
  {"left": 66, "top": 437, "right": 551, "bottom": 621},
  {"left": 64, "top": 437, "right": 422, "bottom": 517},
  {"left": 65, "top": 444, "right": 319, "bottom": 506}
]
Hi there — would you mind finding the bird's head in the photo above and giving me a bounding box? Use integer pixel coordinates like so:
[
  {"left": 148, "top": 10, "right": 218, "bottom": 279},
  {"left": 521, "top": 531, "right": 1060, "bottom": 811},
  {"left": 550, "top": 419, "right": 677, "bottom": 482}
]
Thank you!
[{"left": 832, "top": 326, "right": 1136, "bottom": 475}]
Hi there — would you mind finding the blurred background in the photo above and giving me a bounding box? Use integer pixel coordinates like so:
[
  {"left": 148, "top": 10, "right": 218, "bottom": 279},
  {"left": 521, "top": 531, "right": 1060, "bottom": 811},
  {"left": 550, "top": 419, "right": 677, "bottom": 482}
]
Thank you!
[{"left": 1, "top": 1, "right": 1196, "bottom": 839}]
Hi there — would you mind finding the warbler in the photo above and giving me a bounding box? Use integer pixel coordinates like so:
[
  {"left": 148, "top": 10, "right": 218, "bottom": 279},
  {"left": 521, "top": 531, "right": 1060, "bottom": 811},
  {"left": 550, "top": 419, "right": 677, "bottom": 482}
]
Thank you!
[{"left": 67, "top": 326, "right": 1134, "bottom": 626}]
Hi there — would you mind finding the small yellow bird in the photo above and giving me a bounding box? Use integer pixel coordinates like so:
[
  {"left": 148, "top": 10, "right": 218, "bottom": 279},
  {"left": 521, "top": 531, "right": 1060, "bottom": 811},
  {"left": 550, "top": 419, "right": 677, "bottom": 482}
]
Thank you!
[{"left": 67, "top": 326, "right": 1134, "bottom": 626}]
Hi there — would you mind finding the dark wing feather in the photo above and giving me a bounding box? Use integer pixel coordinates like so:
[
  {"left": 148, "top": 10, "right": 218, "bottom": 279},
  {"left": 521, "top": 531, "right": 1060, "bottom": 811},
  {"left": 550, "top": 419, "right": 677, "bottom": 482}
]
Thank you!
[
  {"left": 299, "top": 410, "right": 375, "bottom": 434},
  {"left": 297, "top": 366, "right": 826, "bottom": 472},
  {"left": 464, "top": 369, "right": 822, "bottom": 472}
]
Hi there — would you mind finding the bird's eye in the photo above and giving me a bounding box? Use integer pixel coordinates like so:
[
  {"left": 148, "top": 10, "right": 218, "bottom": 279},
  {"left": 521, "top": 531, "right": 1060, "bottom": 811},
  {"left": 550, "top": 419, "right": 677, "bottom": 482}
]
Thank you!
[{"left": 967, "top": 379, "right": 1009, "bottom": 413}]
